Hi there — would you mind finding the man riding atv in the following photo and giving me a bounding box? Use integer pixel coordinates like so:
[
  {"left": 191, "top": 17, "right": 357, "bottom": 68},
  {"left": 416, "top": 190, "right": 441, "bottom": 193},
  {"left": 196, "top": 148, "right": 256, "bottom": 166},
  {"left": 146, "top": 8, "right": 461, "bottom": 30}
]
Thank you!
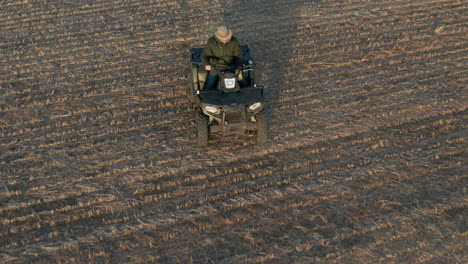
[
  {"left": 188, "top": 26, "right": 267, "bottom": 146},
  {"left": 201, "top": 26, "right": 243, "bottom": 90}
]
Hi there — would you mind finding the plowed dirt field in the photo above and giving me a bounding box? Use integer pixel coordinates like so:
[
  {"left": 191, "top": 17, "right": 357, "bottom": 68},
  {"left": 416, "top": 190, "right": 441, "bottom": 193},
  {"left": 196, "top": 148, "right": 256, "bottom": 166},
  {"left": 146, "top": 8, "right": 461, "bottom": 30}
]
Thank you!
[{"left": 1, "top": 0, "right": 466, "bottom": 263}]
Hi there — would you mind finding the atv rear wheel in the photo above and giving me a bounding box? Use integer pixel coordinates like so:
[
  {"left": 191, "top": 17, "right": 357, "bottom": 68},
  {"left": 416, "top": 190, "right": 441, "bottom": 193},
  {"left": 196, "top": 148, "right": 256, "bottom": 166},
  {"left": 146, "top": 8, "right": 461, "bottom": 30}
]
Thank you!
[
  {"left": 255, "top": 111, "right": 268, "bottom": 144},
  {"left": 186, "top": 85, "right": 196, "bottom": 104},
  {"left": 187, "top": 68, "right": 198, "bottom": 104},
  {"left": 196, "top": 111, "right": 209, "bottom": 146}
]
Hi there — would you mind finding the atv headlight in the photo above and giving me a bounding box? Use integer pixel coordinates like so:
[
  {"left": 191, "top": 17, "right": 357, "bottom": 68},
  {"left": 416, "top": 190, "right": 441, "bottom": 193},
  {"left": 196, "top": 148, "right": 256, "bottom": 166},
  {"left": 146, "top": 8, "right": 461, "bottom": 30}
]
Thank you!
[
  {"left": 204, "top": 105, "right": 218, "bottom": 114},
  {"left": 249, "top": 102, "right": 262, "bottom": 111},
  {"left": 224, "top": 78, "right": 236, "bottom": 89}
]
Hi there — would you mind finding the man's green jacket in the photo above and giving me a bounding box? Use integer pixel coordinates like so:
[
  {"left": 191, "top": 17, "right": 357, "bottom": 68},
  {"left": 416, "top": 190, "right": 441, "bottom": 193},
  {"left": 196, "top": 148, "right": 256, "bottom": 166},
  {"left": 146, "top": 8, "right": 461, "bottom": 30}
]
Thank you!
[{"left": 200, "top": 36, "right": 243, "bottom": 69}]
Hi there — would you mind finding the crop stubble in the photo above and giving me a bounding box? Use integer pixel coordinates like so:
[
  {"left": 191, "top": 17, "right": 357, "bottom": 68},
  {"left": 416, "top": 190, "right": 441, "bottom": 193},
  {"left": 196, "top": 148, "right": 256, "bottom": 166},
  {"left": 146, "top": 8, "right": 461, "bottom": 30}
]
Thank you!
[{"left": 0, "top": 0, "right": 466, "bottom": 263}]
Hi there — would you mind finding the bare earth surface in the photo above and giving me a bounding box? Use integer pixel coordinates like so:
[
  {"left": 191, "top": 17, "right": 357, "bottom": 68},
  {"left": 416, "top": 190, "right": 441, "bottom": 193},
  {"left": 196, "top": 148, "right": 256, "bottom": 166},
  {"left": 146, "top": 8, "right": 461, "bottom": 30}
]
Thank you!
[{"left": 1, "top": 0, "right": 467, "bottom": 263}]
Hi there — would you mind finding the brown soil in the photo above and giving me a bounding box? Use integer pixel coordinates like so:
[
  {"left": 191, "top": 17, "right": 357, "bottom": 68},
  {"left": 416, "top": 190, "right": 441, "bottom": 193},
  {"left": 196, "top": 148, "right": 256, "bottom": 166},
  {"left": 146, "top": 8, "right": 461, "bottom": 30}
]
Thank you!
[{"left": 1, "top": 0, "right": 466, "bottom": 263}]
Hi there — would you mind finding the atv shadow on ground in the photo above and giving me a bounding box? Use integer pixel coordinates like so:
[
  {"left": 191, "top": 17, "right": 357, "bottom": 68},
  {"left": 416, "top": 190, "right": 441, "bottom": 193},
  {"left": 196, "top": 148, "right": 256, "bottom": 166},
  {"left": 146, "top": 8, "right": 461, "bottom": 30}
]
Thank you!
[{"left": 221, "top": 0, "right": 307, "bottom": 144}]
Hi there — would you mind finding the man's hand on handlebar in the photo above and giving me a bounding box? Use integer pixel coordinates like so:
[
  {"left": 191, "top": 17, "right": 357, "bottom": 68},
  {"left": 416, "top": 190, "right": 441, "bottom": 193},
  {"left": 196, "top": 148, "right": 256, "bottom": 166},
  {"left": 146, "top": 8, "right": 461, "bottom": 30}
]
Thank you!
[{"left": 205, "top": 65, "right": 212, "bottom": 71}]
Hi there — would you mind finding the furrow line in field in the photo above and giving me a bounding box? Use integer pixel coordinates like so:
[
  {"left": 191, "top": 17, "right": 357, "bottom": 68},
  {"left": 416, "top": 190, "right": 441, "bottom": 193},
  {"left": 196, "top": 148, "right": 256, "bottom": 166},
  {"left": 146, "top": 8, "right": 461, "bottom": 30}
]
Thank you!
[
  {"left": 0, "top": 122, "right": 192, "bottom": 173},
  {"left": 333, "top": 197, "right": 468, "bottom": 264},
  {"left": 0, "top": 0, "right": 170, "bottom": 19},
  {"left": 1, "top": 25, "right": 197, "bottom": 70},
  {"left": 284, "top": 60, "right": 466, "bottom": 109},
  {"left": 284, "top": 8, "right": 466, "bottom": 58},
  {"left": 278, "top": 78, "right": 465, "bottom": 127},
  {"left": 295, "top": 6, "right": 465, "bottom": 36},
  {"left": 1, "top": 137, "right": 164, "bottom": 183},
  {"left": 1, "top": 93, "right": 186, "bottom": 125},
  {"left": 0, "top": 159, "right": 342, "bottom": 243},
  {"left": 362, "top": 98, "right": 465, "bottom": 126},
  {"left": 0, "top": 185, "right": 101, "bottom": 215},
  {"left": 0, "top": 183, "right": 342, "bottom": 252},
  {"left": 1, "top": 40, "right": 189, "bottom": 86},
  {"left": 248, "top": 198, "right": 467, "bottom": 264},
  {"left": 3, "top": 147, "right": 464, "bottom": 253},
  {"left": 298, "top": 46, "right": 466, "bottom": 86},
  {"left": 1, "top": 90, "right": 186, "bottom": 129},
  {"left": 178, "top": 163, "right": 464, "bottom": 260},
  {"left": 376, "top": 0, "right": 460, "bottom": 13},
  {"left": 1, "top": 0, "right": 454, "bottom": 53},
  {"left": 297, "top": 2, "right": 466, "bottom": 33},
  {"left": 2, "top": 2, "right": 462, "bottom": 71},
  {"left": 295, "top": 37, "right": 468, "bottom": 70},
  {"left": 5, "top": 100, "right": 460, "bottom": 195},
  {"left": 0, "top": 58, "right": 186, "bottom": 95},
  {"left": 0, "top": 111, "right": 176, "bottom": 150},
  {"left": 293, "top": 13, "right": 466, "bottom": 52},
  {"left": 1, "top": 68, "right": 187, "bottom": 113},
  {"left": 0, "top": 122, "right": 193, "bottom": 178},
  {"left": 222, "top": 163, "right": 466, "bottom": 263},
  {"left": 2, "top": 12, "right": 460, "bottom": 86},
  {"left": 34, "top": 160, "right": 464, "bottom": 261},
  {"left": 53, "top": 194, "right": 462, "bottom": 262},
  {"left": 1, "top": 110, "right": 464, "bottom": 222},
  {"left": 363, "top": 194, "right": 465, "bottom": 263},
  {"left": 0, "top": 98, "right": 464, "bottom": 211},
  {"left": 0, "top": 0, "right": 198, "bottom": 29},
  {"left": 276, "top": 90, "right": 466, "bottom": 137},
  {"left": 170, "top": 133, "right": 466, "bottom": 211},
  {"left": 132, "top": 114, "right": 466, "bottom": 197},
  {"left": 292, "top": 31, "right": 467, "bottom": 72},
  {"left": 282, "top": 102, "right": 466, "bottom": 164},
  {"left": 132, "top": 107, "right": 467, "bottom": 183},
  {"left": 1, "top": 4, "right": 216, "bottom": 50},
  {"left": 378, "top": 232, "right": 467, "bottom": 264},
  {"left": 134, "top": 128, "right": 465, "bottom": 211},
  {"left": 289, "top": 25, "right": 467, "bottom": 68},
  {"left": 276, "top": 58, "right": 467, "bottom": 111},
  {"left": 2, "top": 6, "right": 463, "bottom": 78},
  {"left": 275, "top": 74, "right": 465, "bottom": 126},
  {"left": 275, "top": 100, "right": 466, "bottom": 145},
  {"left": 0, "top": 193, "right": 118, "bottom": 226},
  {"left": 0, "top": 0, "right": 368, "bottom": 30},
  {"left": 238, "top": 0, "right": 458, "bottom": 28},
  {"left": 0, "top": 20, "right": 460, "bottom": 108},
  {"left": 5, "top": 135, "right": 464, "bottom": 229},
  {"left": 291, "top": 51, "right": 467, "bottom": 94},
  {"left": 0, "top": 94, "right": 189, "bottom": 141}
]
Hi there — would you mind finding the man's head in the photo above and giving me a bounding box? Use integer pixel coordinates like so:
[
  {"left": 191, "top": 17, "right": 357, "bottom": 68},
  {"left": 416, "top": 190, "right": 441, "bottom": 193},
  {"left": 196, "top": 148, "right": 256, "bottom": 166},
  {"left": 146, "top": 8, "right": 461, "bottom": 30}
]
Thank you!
[{"left": 215, "top": 26, "right": 232, "bottom": 44}]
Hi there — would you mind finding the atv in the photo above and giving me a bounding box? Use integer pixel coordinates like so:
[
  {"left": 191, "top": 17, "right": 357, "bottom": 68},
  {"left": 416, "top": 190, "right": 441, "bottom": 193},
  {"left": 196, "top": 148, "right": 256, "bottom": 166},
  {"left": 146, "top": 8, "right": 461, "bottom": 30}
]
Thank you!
[{"left": 188, "top": 45, "right": 267, "bottom": 146}]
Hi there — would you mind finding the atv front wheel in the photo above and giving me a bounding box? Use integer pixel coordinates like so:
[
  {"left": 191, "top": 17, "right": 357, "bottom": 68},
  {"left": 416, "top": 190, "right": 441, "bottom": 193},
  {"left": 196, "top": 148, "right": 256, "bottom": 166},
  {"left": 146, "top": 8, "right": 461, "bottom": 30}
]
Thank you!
[
  {"left": 196, "top": 111, "right": 209, "bottom": 146},
  {"left": 255, "top": 111, "right": 268, "bottom": 144}
]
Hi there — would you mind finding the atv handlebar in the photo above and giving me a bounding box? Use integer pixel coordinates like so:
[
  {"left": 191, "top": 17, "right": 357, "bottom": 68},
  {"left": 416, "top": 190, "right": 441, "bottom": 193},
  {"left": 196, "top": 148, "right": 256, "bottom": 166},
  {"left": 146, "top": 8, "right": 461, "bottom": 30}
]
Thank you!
[
  {"left": 199, "top": 63, "right": 252, "bottom": 71},
  {"left": 197, "top": 85, "right": 264, "bottom": 95}
]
